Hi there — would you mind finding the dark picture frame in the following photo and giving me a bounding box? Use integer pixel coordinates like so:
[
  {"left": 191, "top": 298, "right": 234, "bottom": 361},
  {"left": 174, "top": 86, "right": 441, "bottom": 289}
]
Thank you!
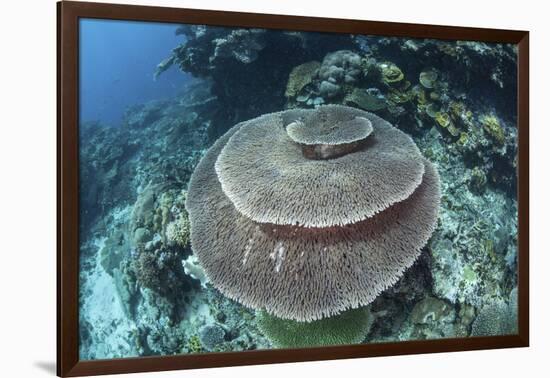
[{"left": 57, "top": 1, "right": 529, "bottom": 376}]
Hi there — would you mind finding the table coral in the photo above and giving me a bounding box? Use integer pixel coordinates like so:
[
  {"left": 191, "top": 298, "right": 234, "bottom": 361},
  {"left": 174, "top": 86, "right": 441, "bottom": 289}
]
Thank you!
[{"left": 187, "top": 105, "right": 440, "bottom": 321}]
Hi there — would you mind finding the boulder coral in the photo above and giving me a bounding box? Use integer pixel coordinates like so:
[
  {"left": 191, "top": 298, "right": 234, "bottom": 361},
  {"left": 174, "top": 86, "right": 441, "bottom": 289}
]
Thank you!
[
  {"left": 198, "top": 324, "right": 226, "bottom": 351},
  {"left": 186, "top": 105, "right": 440, "bottom": 321},
  {"left": 319, "top": 50, "right": 363, "bottom": 84},
  {"left": 256, "top": 307, "right": 374, "bottom": 348},
  {"left": 317, "top": 50, "right": 363, "bottom": 98}
]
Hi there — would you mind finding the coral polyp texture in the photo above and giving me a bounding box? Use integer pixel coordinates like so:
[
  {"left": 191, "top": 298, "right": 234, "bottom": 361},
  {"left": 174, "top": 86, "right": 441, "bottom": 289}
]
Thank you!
[
  {"left": 186, "top": 105, "right": 440, "bottom": 322},
  {"left": 286, "top": 106, "right": 373, "bottom": 145},
  {"left": 214, "top": 106, "right": 426, "bottom": 227},
  {"left": 256, "top": 307, "right": 374, "bottom": 348}
]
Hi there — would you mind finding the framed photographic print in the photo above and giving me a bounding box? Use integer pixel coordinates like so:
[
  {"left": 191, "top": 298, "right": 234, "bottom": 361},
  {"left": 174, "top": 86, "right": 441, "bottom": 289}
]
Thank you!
[{"left": 57, "top": 1, "right": 529, "bottom": 376}]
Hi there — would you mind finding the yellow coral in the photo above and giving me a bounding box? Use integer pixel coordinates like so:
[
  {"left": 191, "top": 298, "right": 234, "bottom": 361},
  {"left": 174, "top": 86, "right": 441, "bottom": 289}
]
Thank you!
[
  {"left": 166, "top": 215, "right": 190, "bottom": 247},
  {"left": 285, "top": 61, "right": 320, "bottom": 98},
  {"left": 447, "top": 123, "right": 460, "bottom": 137},
  {"left": 450, "top": 101, "right": 466, "bottom": 119},
  {"left": 188, "top": 335, "right": 203, "bottom": 353},
  {"left": 379, "top": 62, "right": 404, "bottom": 84},
  {"left": 429, "top": 91, "right": 440, "bottom": 101},
  {"left": 435, "top": 112, "right": 451, "bottom": 128},
  {"left": 388, "top": 88, "right": 412, "bottom": 104},
  {"left": 480, "top": 114, "right": 505, "bottom": 145},
  {"left": 457, "top": 132, "right": 468, "bottom": 146},
  {"left": 413, "top": 86, "right": 427, "bottom": 105}
]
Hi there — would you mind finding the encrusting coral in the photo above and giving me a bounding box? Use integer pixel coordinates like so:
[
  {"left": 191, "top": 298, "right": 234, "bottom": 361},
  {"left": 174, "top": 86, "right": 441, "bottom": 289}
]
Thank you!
[
  {"left": 256, "top": 307, "right": 374, "bottom": 348},
  {"left": 186, "top": 105, "right": 440, "bottom": 322},
  {"left": 344, "top": 88, "right": 387, "bottom": 111}
]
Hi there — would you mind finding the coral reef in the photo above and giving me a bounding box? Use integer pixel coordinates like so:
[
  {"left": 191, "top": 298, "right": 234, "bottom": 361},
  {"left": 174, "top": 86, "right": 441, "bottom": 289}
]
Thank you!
[
  {"left": 79, "top": 28, "right": 518, "bottom": 359},
  {"left": 157, "top": 26, "right": 354, "bottom": 138}
]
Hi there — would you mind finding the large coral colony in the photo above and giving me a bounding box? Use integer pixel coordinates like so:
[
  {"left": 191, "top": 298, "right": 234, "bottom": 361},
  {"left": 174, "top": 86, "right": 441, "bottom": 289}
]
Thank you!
[
  {"left": 79, "top": 25, "right": 519, "bottom": 359},
  {"left": 187, "top": 105, "right": 441, "bottom": 346}
]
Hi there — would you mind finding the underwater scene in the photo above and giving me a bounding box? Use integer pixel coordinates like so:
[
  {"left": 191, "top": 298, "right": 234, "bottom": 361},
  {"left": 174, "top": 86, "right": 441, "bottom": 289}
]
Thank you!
[{"left": 78, "top": 19, "right": 518, "bottom": 359}]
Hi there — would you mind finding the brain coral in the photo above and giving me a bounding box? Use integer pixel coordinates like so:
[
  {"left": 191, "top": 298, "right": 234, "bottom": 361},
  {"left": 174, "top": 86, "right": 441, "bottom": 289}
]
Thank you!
[
  {"left": 186, "top": 105, "right": 440, "bottom": 321},
  {"left": 257, "top": 307, "right": 373, "bottom": 348}
]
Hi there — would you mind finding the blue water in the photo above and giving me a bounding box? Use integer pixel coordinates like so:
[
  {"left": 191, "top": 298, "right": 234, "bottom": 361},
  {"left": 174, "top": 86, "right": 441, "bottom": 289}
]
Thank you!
[{"left": 79, "top": 19, "right": 190, "bottom": 126}]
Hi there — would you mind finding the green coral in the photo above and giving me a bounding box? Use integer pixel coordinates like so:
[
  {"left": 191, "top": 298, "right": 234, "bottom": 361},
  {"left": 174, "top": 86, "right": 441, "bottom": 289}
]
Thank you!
[
  {"left": 429, "top": 91, "right": 440, "bottom": 101},
  {"left": 450, "top": 101, "right": 466, "bottom": 119},
  {"left": 447, "top": 123, "right": 460, "bottom": 137},
  {"left": 457, "top": 132, "right": 468, "bottom": 146},
  {"left": 285, "top": 61, "right": 320, "bottom": 98},
  {"left": 438, "top": 43, "right": 460, "bottom": 58},
  {"left": 435, "top": 112, "right": 451, "bottom": 128},
  {"left": 132, "top": 227, "right": 151, "bottom": 246},
  {"left": 419, "top": 69, "right": 438, "bottom": 89},
  {"left": 413, "top": 86, "right": 428, "bottom": 105},
  {"left": 484, "top": 239, "right": 497, "bottom": 262},
  {"left": 480, "top": 114, "right": 506, "bottom": 145},
  {"left": 425, "top": 103, "right": 439, "bottom": 118},
  {"left": 344, "top": 88, "right": 386, "bottom": 111},
  {"left": 462, "top": 265, "right": 477, "bottom": 283},
  {"left": 187, "top": 335, "right": 203, "bottom": 353},
  {"left": 388, "top": 88, "right": 413, "bottom": 104},
  {"left": 256, "top": 307, "right": 373, "bottom": 348},
  {"left": 379, "top": 61, "right": 404, "bottom": 84}
]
